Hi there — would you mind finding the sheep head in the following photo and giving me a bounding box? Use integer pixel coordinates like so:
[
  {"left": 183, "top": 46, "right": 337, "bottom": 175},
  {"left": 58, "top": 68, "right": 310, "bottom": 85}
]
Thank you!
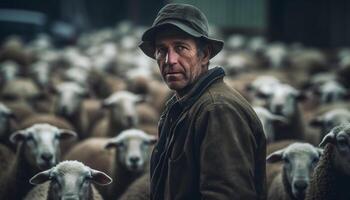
[
  {"left": 105, "top": 129, "right": 157, "bottom": 172},
  {"left": 267, "top": 142, "right": 323, "bottom": 199},
  {"left": 29, "top": 160, "right": 112, "bottom": 200},
  {"left": 10, "top": 123, "right": 77, "bottom": 170}
]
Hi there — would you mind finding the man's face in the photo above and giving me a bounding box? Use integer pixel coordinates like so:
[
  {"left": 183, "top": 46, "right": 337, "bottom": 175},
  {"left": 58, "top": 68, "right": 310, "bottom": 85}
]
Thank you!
[{"left": 154, "top": 29, "right": 209, "bottom": 97}]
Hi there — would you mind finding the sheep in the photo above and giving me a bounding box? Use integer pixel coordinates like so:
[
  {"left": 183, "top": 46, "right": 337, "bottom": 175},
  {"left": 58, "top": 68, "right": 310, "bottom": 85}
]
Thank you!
[
  {"left": 260, "top": 83, "right": 307, "bottom": 141},
  {"left": 226, "top": 34, "right": 247, "bottom": 50},
  {"left": 24, "top": 160, "right": 112, "bottom": 200},
  {"left": 119, "top": 173, "right": 150, "bottom": 200},
  {"left": 0, "top": 60, "right": 20, "bottom": 85},
  {"left": 0, "top": 123, "right": 77, "bottom": 200},
  {"left": 0, "top": 36, "right": 34, "bottom": 66},
  {"left": 0, "top": 78, "right": 51, "bottom": 113},
  {"left": 64, "top": 129, "right": 157, "bottom": 200},
  {"left": 267, "top": 143, "right": 323, "bottom": 200},
  {"left": 312, "top": 80, "right": 349, "bottom": 104},
  {"left": 266, "top": 139, "right": 301, "bottom": 188},
  {"left": 0, "top": 78, "right": 40, "bottom": 103},
  {"left": 224, "top": 51, "right": 258, "bottom": 75},
  {"left": 286, "top": 48, "right": 328, "bottom": 75},
  {"left": 18, "top": 114, "right": 77, "bottom": 156},
  {"left": 309, "top": 108, "right": 350, "bottom": 139},
  {"left": 29, "top": 61, "right": 53, "bottom": 90},
  {"left": 224, "top": 70, "right": 294, "bottom": 103},
  {"left": 88, "top": 69, "right": 127, "bottom": 99},
  {"left": 53, "top": 81, "right": 90, "bottom": 137},
  {"left": 0, "top": 102, "right": 17, "bottom": 148},
  {"left": 263, "top": 42, "right": 288, "bottom": 69},
  {"left": 244, "top": 75, "right": 283, "bottom": 107},
  {"left": 63, "top": 66, "right": 91, "bottom": 86},
  {"left": 91, "top": 91, "right": 143, "bottom": 137},
  {"left": 104, "top": 129, "right": 156, "bottom": 199},
  {"left": 253, "top": 106, "right": 287, "bottom": 143},
  {"left": 305, "top": 123, "right": 350, "bottom": 200}
]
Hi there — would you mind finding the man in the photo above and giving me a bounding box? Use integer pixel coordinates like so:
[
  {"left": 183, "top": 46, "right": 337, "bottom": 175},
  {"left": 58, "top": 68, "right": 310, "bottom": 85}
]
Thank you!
[{"left": 139, "top": 3, "right": 266, "bottom": 200}]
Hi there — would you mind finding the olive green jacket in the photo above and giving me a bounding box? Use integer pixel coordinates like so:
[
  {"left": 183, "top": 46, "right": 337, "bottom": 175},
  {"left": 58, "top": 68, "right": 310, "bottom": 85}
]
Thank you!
[{"left": 150, "top": 67, "right": 267, "bottom": 200}]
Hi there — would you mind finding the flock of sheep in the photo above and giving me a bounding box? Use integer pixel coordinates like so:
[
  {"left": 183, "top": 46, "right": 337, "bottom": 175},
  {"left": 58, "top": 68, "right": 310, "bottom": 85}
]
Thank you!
[{"left": 0, "top": 20, "right": 349, "bottom": 200}]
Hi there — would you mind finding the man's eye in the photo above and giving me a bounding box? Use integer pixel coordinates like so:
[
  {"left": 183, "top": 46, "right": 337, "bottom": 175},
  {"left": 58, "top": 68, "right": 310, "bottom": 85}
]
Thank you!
[{"left": 175, "top": 46, "right": 185, "bottom": 52}]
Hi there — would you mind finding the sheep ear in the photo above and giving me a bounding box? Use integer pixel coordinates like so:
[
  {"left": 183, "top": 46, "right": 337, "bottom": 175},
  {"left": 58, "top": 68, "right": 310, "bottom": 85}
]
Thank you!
[
  {"left": 101, "top": 100, "right": 112, "bottom": 108},
  {"left": 135, "top": 95, "right": 147, "bottom": 104},
  {"left": 29, "top": 170, "right": 51, "bottom": 185},
  {"left": 9, "top": 130, "right": 26, "bottom": 144},
  {"left": 319, "top": 131, "right": 336, "bottom": 147},
  {"left": 58, "top": 129, "right": 77, "bottom": 140},
  {"left": 146, "top": 135, "right": 157, "bottom": 145},
  {"left": 104, "top": 141, "right": 118, "bottom": 149},
  {"left": 266, "top": 149, "right": 285, "bottom": 163},
  {"left": 90, "top": 169, "right": 112, "bottom": 185}
]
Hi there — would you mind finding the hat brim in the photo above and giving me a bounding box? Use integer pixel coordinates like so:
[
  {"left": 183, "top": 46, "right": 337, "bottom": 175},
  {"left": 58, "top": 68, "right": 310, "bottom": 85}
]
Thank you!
[{"left": 139, "top": 20, "right": 224, "bottom": 59}]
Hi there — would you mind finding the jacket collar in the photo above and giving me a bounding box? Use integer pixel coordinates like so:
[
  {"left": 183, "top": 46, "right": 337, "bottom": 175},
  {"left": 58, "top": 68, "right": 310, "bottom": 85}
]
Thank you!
[{"left": 165, "top": 66, "right": 225, "bottom": 110}]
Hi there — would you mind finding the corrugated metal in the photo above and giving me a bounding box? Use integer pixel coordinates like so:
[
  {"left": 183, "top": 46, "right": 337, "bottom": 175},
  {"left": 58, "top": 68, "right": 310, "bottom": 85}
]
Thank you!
[{"left": 169, "top": 0, "right": 267, "bottom": 30}]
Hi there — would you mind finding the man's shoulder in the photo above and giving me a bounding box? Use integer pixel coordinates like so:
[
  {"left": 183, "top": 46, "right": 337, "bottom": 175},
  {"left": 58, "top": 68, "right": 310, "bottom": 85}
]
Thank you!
[{"left": 197, "top": 79, "right": 250, "bottom": 107}]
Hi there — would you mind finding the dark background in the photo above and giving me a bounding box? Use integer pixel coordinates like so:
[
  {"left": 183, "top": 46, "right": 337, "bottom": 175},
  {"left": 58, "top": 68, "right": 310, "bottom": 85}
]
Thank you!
[{"left": 0, "top": 0, "right": 349, "bottom": 47}]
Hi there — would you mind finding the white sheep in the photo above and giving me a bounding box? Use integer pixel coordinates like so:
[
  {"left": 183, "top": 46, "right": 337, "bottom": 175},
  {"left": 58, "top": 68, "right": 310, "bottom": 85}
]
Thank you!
[
  {"left": 309, "top": 108, "right": 350, "bottom": 139},
  {"left": 0, "top": 123, "right": 77, "bottom": 200},
  {"left": 24, "top": 160, "right": 112, "bottom": 200},
  {"left": 0, "top": 60, "right": 20, "bottom": 84},
  {"left": 261, "top": 83, "right": 307, "bottom": 141},
  {"left": 314, "top": 80, "right": 349, "bottom": 104},
  {"left": 54, "top": 81, "right": 90, "bottom": 137},
  {"left": 91, "top": 91, "right": 143, "bottom": 137},
  {"left": 253, "top": 106, "right": 287, "bottom": 143},
  {"left": 64, "top": 128, "right": 156, "bottom": 200},
  {"left": 267, "top": 143, "right": 323, "bottom": 200}
]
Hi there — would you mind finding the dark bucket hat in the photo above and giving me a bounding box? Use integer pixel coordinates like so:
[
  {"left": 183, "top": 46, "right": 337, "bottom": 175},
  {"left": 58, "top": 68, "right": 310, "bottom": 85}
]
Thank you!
[{"left": 139, "top": 3, "right": 224, "bottom": 59}]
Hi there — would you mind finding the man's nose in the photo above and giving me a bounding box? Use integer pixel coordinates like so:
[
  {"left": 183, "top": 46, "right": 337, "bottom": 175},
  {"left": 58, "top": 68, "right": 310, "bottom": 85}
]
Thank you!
[{"left": 165, "top": 51, "right": 178, "bottom": 65}]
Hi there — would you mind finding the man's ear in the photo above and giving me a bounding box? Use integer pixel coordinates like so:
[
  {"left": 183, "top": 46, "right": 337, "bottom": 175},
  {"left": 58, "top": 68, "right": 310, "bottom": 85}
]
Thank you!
[{"left": 200, "top": 45, "right": 211, "bottom": 66}]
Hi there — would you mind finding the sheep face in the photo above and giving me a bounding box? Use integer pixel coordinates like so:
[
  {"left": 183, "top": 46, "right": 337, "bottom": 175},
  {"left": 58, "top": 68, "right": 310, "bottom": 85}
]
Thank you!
[
  {"left": 29, "top": 160, "right": 112, "bottom": 200},
  {"left": 267, "top": 143, "right": 322, "bottom": 199},
  {"left": 310, "top": 109, "right": 350, "bottom": 138},
  {"left": 264, "top": 43, "right": 288, "bottom": 68},
  {"left": 0, "top": 103, "right": 15, "bottom": 138},
  {"left": 253, "top": 106, "right": 287, "bottom": 142},
  {"left": 10, "top": 124, "right": 77, "bottom": 170},
  {"left": 247, "top": 77, "right": 281, "bottom": 107},
  {"left": 105, "top": 129, "right": 157, "bottom": 172},
  {"left": 30, "top": 61, "right": 51, "bottom": 87},
  {"left": 320, "top": 124, "right": 350, "bottom": 176},
  {"left": 313, "top": 81, "right": 349, "bottom": 104},
  {"left": 102, "top": 91, "right": 143, "bottom": 128},
  {"left": 55, "top": 82, "right": 88, "bottom": 117},
  {"left": 0, "top": 61, "right": 19, "bottom": 82},
  {"left": 263, "top": 84, "right": 304, "bottom": 118}
]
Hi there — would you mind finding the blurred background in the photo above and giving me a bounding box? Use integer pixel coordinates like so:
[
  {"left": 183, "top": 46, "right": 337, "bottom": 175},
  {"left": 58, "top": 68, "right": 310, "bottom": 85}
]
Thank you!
[{"left": 1, "top": 0, "right": 350, "bottom": 47}]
